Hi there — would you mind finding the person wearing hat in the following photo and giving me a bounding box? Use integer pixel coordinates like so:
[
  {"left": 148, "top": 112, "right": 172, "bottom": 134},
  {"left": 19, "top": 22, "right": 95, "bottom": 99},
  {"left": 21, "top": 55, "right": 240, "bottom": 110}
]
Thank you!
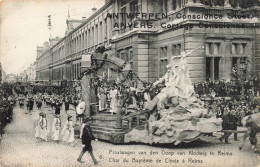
[
  {"left": 51, "top": 97, "right": 56, "bottom": 110},
  {"left": 77, "top": 117, "right": 98, "bottom": 165},
  {"left": 52, "top": 114, "right": 61, "bottom": 143},
  {"left": 54, "top": 99, "right": 62, "bottom": 115},
  {"left": 29, "top": 96, "right": 34, "bottom": 115},
  {"left": 36, "top": 97, "right": 42, "bottom": 110},
  {"left": 19, "top": 95, "right": 25, "bottom": 108},
  {"left": 61, "top": 115, "right": 75, "bottom": 146},
  {"left": 64, "top": 95, "right": 70, "bottom": 114},
  {"left": 239, "top": 113, "right": 260, "bottom": 154}
]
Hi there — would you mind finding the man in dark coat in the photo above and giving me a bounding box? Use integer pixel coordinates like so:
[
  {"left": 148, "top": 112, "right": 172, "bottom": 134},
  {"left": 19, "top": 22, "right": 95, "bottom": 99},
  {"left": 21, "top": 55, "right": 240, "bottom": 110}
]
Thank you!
[
  {"left": 36, "top": 98, "right": 42, "bottom": 110},
  {"left": 29, "top": 97, "right": 34, "bottom": 114},
  {"left": 64, "top": 96, "right": 70, "bottom": 114},
  {"left": 219, "top": 111, "right": 233, "bottom": 144},
  {"left": 55, "top": 100, "right": 62, "bottom": 115},
  {"left": 77, "top": 117, "right": 98, "bottom": 165}
]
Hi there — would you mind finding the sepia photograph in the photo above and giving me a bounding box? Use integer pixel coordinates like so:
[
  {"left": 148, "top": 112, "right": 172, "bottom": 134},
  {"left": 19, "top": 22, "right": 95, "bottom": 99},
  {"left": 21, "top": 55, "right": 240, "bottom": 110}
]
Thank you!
[{"left": 0, "top": 0, "right": 260, "bottom": 166}]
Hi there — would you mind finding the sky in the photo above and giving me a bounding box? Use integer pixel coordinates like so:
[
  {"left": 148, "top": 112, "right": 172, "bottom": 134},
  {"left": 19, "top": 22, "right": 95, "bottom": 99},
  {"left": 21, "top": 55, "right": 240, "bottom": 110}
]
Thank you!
[{"left": 0, "top": 0, "right": 105, "bottom": 75}]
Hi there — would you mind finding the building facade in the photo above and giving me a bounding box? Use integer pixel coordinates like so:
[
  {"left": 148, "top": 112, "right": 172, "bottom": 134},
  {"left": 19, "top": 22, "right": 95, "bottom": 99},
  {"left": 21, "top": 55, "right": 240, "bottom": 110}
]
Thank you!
[
  {"left": 36, "top": 0, "right": 260, "bottom": 85},
  {"left": 25, "top": 62, "right": 37, "bottom": 82},
  {"left": 0, "top": 63, "right": 6, "bottom": 83}
]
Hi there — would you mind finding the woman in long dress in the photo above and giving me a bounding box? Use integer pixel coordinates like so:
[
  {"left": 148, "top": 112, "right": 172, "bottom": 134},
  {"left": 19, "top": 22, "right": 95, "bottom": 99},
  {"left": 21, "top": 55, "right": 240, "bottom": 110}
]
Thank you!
[
  {"left": 98, "top": 84, "right": 107, "bottom": 111},
  {"left": 35, "top": 112, "right": 43, "bottom": 139},
  {"left": 61, "top": 115, "right": 75, "bottom": 146},
  {"left": 76, "top": 100, "right": 85, "bottom": 124},
  {"left": 52, "top": 115, "right": 61, "bottom": 142},
  {"left": 109, "top": 86, "right": 118, "bottom": 115},
  {"left": 40, "top": 113, "right": 49, "bottom": 141}
]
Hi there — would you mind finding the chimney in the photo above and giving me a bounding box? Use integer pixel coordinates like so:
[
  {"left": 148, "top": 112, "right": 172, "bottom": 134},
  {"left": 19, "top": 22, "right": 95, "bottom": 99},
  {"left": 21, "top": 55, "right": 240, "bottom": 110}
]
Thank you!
[{"left": 82, "top": 16, "right": 87, "bottom": 20}]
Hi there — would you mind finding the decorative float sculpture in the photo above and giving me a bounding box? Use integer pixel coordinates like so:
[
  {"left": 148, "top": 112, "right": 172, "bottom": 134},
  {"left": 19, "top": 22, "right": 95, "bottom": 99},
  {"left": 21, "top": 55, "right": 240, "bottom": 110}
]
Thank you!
[{"left": 124, "top": 51, "right": 223, "bottom": 145}]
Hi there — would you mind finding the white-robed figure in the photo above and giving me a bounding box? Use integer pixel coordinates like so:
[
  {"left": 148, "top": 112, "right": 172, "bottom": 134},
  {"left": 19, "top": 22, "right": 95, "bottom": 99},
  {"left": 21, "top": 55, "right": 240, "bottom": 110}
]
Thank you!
[
  {"left": 40, "top": 113, "right": 49, "bottom": 141},
  {"left": 143, "top": 89, "right": 151, "bottom": 109},
  {"left": 35, "top": 112, "right": 43, "bottom": 138},
  {"left": 52, "top": 115, "right": 61, "bottom": 142},
  {"left": 109, "top": 86, "right": 118, "bottom": 115},
  {"left": 76, "top": 101, "right": 85, "bottom": 124},
  {"left": 98, "top": 83, "right": 107, "bottom": 111},
  {"left": 62, "top": 115, "right": 75, "bottom": 146}
]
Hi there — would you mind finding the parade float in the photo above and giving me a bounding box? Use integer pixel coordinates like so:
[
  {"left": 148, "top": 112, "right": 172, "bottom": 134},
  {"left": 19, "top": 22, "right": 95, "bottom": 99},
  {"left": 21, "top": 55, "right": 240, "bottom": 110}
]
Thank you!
[
  {"left": 82, "top": 47, "right": 223, "bottom": 144},
  {"left": 123, "top": 51, "right": 223, "bottom": 144}
]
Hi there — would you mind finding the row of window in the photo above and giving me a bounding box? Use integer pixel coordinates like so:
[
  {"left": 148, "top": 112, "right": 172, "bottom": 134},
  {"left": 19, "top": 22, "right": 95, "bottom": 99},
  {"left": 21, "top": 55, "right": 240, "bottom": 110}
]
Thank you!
[
  {"left": 117, "top": 48, "right": 134, "bottom": 68},
  {"left": 159, "top": 44, "right": 182, "bottom": 77},
  {"left": 163, "top": 0, "right": 256, "bottom": 13},
  {"left": 158, "top": 43, "right": 248, "bottom": 81},
  {"left": 37, "top": 54, "right": 50, "bottom": 69},
  {"left": 66, "top": 17, "right": 113, "bottom": 56},
  {"left": 37, "top": 62, "right": 82, "bottom": 81},
  {"left": 206, "top": 42, "right": 247, "bottom": 55},
  {"left": 120, "top": 0, "right": 138, "bottom": 31},
  {"left": 37, "top": 71, "right": 49, "bottom": 80},
  {"left": 206, "top": 57, "right": 247, "bottom": 81}
]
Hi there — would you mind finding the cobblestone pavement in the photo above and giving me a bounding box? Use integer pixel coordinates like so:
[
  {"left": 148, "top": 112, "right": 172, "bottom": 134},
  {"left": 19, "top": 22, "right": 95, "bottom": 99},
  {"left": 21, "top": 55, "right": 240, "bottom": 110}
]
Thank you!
[{"left": 0, "top": 102, "right": 259, "bottom": 167}]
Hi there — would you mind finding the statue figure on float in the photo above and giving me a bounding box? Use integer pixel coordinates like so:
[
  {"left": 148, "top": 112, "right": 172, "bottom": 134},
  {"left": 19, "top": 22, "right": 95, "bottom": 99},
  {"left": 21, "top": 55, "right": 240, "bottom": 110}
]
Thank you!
[{"left": 155, "top": 49, "right": 203, "bottom": 109}]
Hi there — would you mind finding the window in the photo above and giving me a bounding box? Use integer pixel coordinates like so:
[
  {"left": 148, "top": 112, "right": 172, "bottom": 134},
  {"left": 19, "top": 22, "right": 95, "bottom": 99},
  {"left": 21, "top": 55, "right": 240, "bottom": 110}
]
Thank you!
[
  {"left": 88, "top": 29, "right": 91, "bottom": 47},
  {"left": 130, "top": 0, "right": 138, "bottom": 21},
  {"left": 121, "top": 6, "right": 126, "bottom": 27},
  {"left": 172, "top": 45, "right": 176, "bottom": 56},
  {"left": 172, "top": 43, "right": 181, "bottom": 56},
  {"left": 206, "top": 57, "right": 220, "bottom": 81},
  {"left": 95, "top": 24, "right": 98, "bottom": 45},
  {"left": 125, "top": 49, "right": 129, "bottom": 62},
  {"left": 172, "top": 0, "right": 177, "bottom": 10},
  {"left": 85, "top": 31, "right": 88, "bottom": 48},
  {"left": 91, "top": 27, "right": 94, "bottom": 46},
  {"left": 232, "top": 43, "right": 239, "bottom": 55},
  {"left": 241, "top": 43, "right": 247, "bottom": 54},
  {"left": 209, "top": 43, "right": 214, "bottom": 54},
  {"left": 215, "top": 0, "right": 224, "bottom": 6},
  {"left": 159, "top": 46, "right": 168, "bottom": 77},
  {"left": 204, "top": 0, "right": 212, "bottom": 6},
  {"left": 163, "top": 0, "right": 168, "bottom": 13},
  {"left": 214, "top": 43, "right": 221, "bottom": 54},
  {"left": 99, "top": 22, "right": 102, "bottom": 43},
  {"left": 176, "top": 44, "right": 181, "bottom": 55},
  {"left": 104, "top": 19, "right": 107, "bottom": 40},
  {"left": 120, "top": 52, "right": 125, "bottom": 61},
  {"left": 232, "top": 57, "right": 247, "bottom": 78},
  {"left": 129, "top": 50, "right": 134, "bottom": 68}
]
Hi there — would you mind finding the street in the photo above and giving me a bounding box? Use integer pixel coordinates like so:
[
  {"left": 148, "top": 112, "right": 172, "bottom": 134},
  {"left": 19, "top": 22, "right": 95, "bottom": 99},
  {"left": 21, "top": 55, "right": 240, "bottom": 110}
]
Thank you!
[{"left": 0, "top": 102, "right": 259, "bottom": 167}]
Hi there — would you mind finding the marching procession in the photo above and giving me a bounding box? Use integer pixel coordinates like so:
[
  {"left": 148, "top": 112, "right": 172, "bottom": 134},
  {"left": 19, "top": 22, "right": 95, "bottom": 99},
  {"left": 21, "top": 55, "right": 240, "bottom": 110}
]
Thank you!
[
  {"left": 1, "top": 75, "right": 260, "bottom": 145},
  {"left": 1, "top": 66, "right": 260, "bottom": 166}
]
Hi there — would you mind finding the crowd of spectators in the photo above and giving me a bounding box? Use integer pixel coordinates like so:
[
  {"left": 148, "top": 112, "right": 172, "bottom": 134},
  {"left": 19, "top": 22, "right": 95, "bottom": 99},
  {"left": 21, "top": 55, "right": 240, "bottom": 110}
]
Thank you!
[
  {"left": 193, "top": 78, "right": 259, "bottom": 98},
  {"left": 0, "top": 83, "right": 16, "bottom": 139},
  {"left": 193, "top": 79, "right": 260, "bottom": 138}
]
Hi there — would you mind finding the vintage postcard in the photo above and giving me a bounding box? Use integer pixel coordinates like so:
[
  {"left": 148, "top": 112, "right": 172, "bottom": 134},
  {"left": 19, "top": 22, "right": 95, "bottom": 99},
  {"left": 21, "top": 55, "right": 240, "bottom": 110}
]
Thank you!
[{"left": 0, "top": 0, "right": 260, "bottom": 166}]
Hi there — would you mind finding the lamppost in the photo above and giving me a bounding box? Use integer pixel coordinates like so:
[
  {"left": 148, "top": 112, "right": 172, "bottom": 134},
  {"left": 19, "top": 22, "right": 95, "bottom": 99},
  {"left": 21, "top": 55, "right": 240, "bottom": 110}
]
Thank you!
[{"left": 240, "top": 58, "right": 247, "bottom": 96}]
